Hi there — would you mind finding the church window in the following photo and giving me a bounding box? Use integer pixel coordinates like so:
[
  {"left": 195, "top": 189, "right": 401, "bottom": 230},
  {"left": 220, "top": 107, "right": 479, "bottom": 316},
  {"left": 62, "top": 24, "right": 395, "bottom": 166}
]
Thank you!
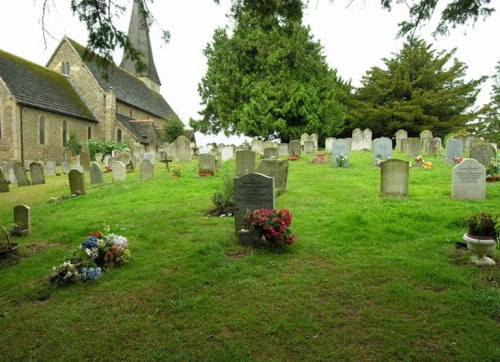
[
  {"left": 62, "top": 121, "right": 68, "bottom": 146},
  {"left": 130, "top": 110, "right": 133, "bottom": 117},
  {"left": 117, "top": 128, "right": 122, "bottom": 142},
  {"left": 39, "top": 116, "right": 45, "bottom": 145},
  {"left": 88, "top": 126, "right": 92, "bottom": 140},
  {"left": 61, "top": 62, "right": 70, "bottom": 75}
]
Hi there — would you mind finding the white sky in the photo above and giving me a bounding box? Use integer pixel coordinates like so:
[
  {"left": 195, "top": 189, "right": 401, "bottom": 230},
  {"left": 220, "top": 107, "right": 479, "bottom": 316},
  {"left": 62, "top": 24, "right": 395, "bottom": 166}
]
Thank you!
[{"left": 0, "top": 0, "right": 499, "bottom": 145}]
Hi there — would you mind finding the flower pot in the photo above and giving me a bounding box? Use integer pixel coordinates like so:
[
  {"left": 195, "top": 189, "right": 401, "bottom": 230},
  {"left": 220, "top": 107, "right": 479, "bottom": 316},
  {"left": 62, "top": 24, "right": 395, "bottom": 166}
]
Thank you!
[
  {"left": 463, "top": 233, "right": 496, "bottom": 266},
  {"left": 198, "top": 170, "right": 213, "bottom": 177}
]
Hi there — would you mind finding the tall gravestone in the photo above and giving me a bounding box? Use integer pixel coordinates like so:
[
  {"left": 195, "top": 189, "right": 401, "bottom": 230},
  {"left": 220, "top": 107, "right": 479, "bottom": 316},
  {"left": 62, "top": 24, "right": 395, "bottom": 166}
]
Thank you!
[
  {"left": 234, "top": 173, "right": 275, "bottom": 234},
  {"left": 288, "top": 140, "right": 301, "bottom": 157},
  {"left": 45, "top": 160, "right": 56, "bottom": 176},
  {"left": 351, "top": 128, "right": 372, "bottom": 151},
  {"left": 278, "top": 143, "right": 289, "bottom": 157},
  {"left": 251, "top": 139, "right": 263, "bottom": 154},
  {"left": 452, "top": 158, "right": 486, "bottom": 200},
  {"left": 80, "top": 151, "right": 91, "bottom": 171},
  {"left": 325, "top": 137, "right": 336, "bottom": 154},
  {"left": 395, "top": 129, "right": 408, "bottom": 152},
  {"left": 372, "top": 137, "right": 393, "bottom": 166},
  {"left": 113, "top": 161, "right": 127, "bottom": 182},
  {"left": 0, "top": 168, "right": 9, "bottom": 192},
  {"left": 61, "top": 160, "right": 70, "bottom": 174},
  {"left": 425, "top": 139, "right": 441, "bottom": 156},
  {"left": 332, "top": 139, "right": 350, "bottom": 168},
  {"left": 236, "top": 150, "right": 256, "bottom": 177},
  {"left": 469, "top": 143, "right": 496, "bottom": 167},
  {"left": 89, "top": 161, "right": 104, "bottom": 184},
  {"left": 13, "top": 205, "right": 31, "bottom": 235},
  {"left": 13, "top": 162, "right": 30, "bottom": 186},
  {"left": 29, "top": 162, "right": 45, "bottom": 185},
  {"left": 403, "top": 138, "right": 422, "bottom": 157},
  {"left": 303, "top": 140, "right": 315, "bottom": 154},
  {"left": 68, "top": 169, "right": 86, "bottom": 195},
  {"left": 171, "top": 135, "right": 192, "bottom": 162},
  {"left": 199, "top": 153, "right": 216, "bottom": 172},
  {"left": 140, "top": 159, "right": 154, "bottom": 180},
  {"left": 380, "top": 159, "right": 409, "bottom": 198},
  {"left": 445, "top": 138, "right": 464, "bottom": 165},
  {"left": 256, "top": 159, "right": 289, "bottom": 193}
]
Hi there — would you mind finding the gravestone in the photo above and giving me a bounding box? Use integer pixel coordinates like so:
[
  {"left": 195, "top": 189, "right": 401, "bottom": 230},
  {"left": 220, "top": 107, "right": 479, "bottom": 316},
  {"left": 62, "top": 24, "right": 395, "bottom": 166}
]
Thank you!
[
  {"left": 311, "top": 134, "right": 319, "bottom": 151},
  {"left": 7, "top": 166, "right": 16, "bottom": 184},
  {"left": 469, "top": 143, "right": 496, "bottom": 167},
  {"left": 236, "top": 150, "right": 256, "bottom": 177},
  {"left": 13, "top": 205, "right": 31, "bottom": 235},
  {"left": 140, "top": 159, "right": 154, "bottom": 180},
  {"left": 288, "top": 140, "right": 301, "bottom": 157},
  {"left": 380, "top": 159, "right": 409, "bottom": 198},
  {"left": 171, "top": 135, "right": 192, "bottom": 162},
  {"left": 420, "top": 130, "right": 433, "bottom": 151},
  {"left": 80, "top": 151, "right": 91, "bottom": 171},
  {"left": 303, "top": 140, "right": 315, "bottom": 154},
  {"left": 118, "top": 152, "right": 131, "bottom": 166},
  {"left": 68, "top": 169, "right": 86, "bottom": 195},
  {"left": 60, "top": 160, "right": 70, "bottom": 174},
  {"left": 29, "top": 162, "right": 45, "bottom": 185},
  {"left": 263, "top": 147, "right": 278, "bottom": 159},
  {"left": 395, "top": 129, "right": 408, "bottom": 152},
  {"left": 107, "top": 156, "right": 117, "bottom": 169},
  {"left": 89, "top": 161, "right": 104, "bottom": 184},
  {"left": 199, "top": 153, "right": 216, "bottom": 172},
  {"left": 351, "top": 128, "right": 372, "bottom": 151},
  {"left": 262, "top": 141, "right": 274, "bottom": 150},
  {"left": 13, "top": 162, "right": 30, "bottom": 186},
  {"left": 113, "top": 161, "right": 127, "bottom": 182},
  {"left": 300, "top": 133, "right": 311, "bottom": 147},
  {"left": 372, "top": 137, "right": 393, "bottom": 166},
  {"left": 425, "top": 138, "right": 441, "bottom": 156},
  {"left": 452, "top": 158, "right": 486, "bottom": 200},
  {"left": 403, "top": 138, "right": 422, "bottom": 157},
  {"left": 278, "top": 143, "right": 289, "bottom": 157},
  {"left": 0, "top": 168, "right": 9, "bottom": 192},
  {"left": 445, "top": 138, "right": 464, "bottom": 165},
  {"left": 94, "top": 152, "right": 103, "bottom": 164},
  {"left": 221, "top": 145, "right": 235, "bottom": 161},
  {"left": 256, "top": 159, "right": 289, "bottom": 193},
  {"left": 143, "top": 152, "right": 155, "bottom": 165},
  {"left": 234, "top": 173, "right": 275, "bottom": 234},
  {"left": 325, "top": 137, "right": 336, "bottom": 154},
  {"left": 45, "top": 160, "right": 56, "bottom": 176},
  {"left": 251, "top": 139, "right": 263, "bottom": 154},
  {"left": 332, "top": 139, "right": 350, "bottom": 168},
  {"left": 463, "top": 134, "right": 475, "bottom": 152}
]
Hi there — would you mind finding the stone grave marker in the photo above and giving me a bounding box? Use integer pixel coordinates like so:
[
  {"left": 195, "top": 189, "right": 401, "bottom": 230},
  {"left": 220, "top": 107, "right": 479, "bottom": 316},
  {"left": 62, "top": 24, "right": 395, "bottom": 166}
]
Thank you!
[
  {"left": 236, "top": 150, "right": 256, "bottom": 177},
  {"left": 332, "top": 139, "right": 350, "bottom": 167},
  {"left": 395, "top": 129, "right": 408, "bottom": 152},
  {"left": 107, "top": 156, "right": 117, "bottom": 169},
  {"left": 403, "top": 138, "right": 422, "bottom": 157},
  {"left": 251, "top": 139, "right": 263, "bottom": 154},
  {"left": 80, "top": 151, "right": 91, "bottom": 171},
  {"left": 94, "top": 152, "right": 103, "bottom": 164},
  {"left": 30, "top": 162, "right": 45, "bottom": 185},
  {"left": 325, "top": 137, "right": 336, "bottom": 154},
  {"left": 469, "top": 143, "right": 496, "bottom": 167},
  {"left": 380, "top": 159, "right": 409, "bottom": 198},
  {"left": 171, "top": 135, "right": 192, "bottom": 162},
  {"left": 8, "top": 166, "right": 16, "bottom": 184},
  {"left": 45, "top": 160, "right": 56, "bottom": 176},
  {"left": 61, "top": 160, "right": 70, "bottom": 174},
  {"left": 140, "top": 159, "right": 154, "bottom": 180},
  {"left": 452, "top": 158, "right": 486, "bottom": 199},
  {"left": 68, "top": 169, "right": 86, "bottom": 195},
  {"left": 0, "top": 167, "right": 9, "bottom": 192},
  {"left": 262, "top": 141, "right": 274, "bottom": 150},
  {"left": 300, "top": 133, "right": 311, "bottom": 147},
  {"left": 263, "top": 147, "right": 278, "bottom": 159},
  {"left": 311, "top": 134, "right": 319, "bottom": 151},
  {"left": 288, "top": 140, "right": 301, "bottom": 157},
  {"left": 221, "top": 145, "right": 235, "bottom": 161},
  {"left": 352, "top": 128, "right": 372, "bottom": 151},
  {"left": 118, "top": 152, "right": 131, "bottom": 166},
  {"left": 372, "top": 137, "right": 393, "bottom": 166},
  {"left": 13, "top": 205, "right": 31, "bottom": 235},
  {"left": 303, "top": 140, "right": 315, "bottom": 154},
  {"left": 445, "top": 138, "right": 464, "bottom": 165},
  {"left": 234, "top": 172, "right": 275, "bottom": 235},
  {"left": 13, "top": 162, "right": 30, "bottom": 186},
  {"left": 113, "top": 161, "right": 127, "bottom": 182},
  {"left": 89, "top": 161, "right": 104, "bottom": 184},
  {"left": 199, "top": 153, "right": 216, "bottom": 173},
  {"left": 278, "top": 143, "right": 289, "bottom": 157},
  {"left": 463, "top": 134, "right": 475, "bottom": 152},
  {"left": 425, "top": 139, "right": 441, "bottom": 156},
  {"left": 256, "top": 159, "right": 289, "bottom": 193}
]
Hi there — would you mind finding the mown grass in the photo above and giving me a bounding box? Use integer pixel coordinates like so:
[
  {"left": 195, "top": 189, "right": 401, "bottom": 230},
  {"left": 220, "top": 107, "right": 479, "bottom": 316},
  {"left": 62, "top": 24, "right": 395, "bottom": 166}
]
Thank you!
[{"left": 0, "top": 151, "right": 498, "bottom": 361}]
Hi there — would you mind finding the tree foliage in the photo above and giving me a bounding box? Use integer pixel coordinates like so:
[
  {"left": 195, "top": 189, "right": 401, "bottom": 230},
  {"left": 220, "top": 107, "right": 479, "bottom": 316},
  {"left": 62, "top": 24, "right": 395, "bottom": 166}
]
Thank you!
[
  {"left": 190, "top": 0, "right": 347, "bottom": 141},
  {"left": 164, "top": 119, "right": 186, "bottom": 143},
  {"left": 346, "top": 38, "right": 486, "bottom": 138},
  {"left": 475, "top": 62, "right": 500, "bottom": 144}
]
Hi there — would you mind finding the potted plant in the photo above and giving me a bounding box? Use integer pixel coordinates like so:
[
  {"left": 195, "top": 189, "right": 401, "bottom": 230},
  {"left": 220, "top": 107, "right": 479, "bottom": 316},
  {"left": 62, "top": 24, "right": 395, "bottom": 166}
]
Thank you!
[
  {"left": 463, "top": 211, "right": 498, "bottom": 265},
  {"left": 486, "top": 155, "right": 499, "bottom": 181},
  {"left": 198, "top": 164, "right": 214, "bottom": 177},
  {"left": 172, "top": 164, "right": 183, "bottom": 178}
]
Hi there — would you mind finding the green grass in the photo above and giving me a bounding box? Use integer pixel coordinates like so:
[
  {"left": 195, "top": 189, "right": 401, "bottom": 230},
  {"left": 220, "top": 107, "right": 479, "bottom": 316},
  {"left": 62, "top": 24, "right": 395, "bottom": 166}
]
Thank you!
[{"left": 0, "top": 151, "right": 499, "bottom": 361}]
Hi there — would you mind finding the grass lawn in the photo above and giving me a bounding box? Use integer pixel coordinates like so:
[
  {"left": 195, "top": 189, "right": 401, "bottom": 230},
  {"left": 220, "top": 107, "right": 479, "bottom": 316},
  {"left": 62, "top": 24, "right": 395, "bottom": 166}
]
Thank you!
[{"left": 0, "top": 151, "right": 498, "bottom": 361}]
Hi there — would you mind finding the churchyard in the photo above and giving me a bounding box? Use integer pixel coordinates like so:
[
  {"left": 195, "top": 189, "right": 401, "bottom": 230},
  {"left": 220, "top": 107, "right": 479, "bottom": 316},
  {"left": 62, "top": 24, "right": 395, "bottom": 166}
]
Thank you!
[{"left": 0, "top": 146, "right": 499, "bottom": 361}]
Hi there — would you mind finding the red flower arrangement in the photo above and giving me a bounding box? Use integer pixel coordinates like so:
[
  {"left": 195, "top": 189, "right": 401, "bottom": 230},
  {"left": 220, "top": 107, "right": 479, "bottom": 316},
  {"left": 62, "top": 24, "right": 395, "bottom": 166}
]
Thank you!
[{"left": 251, "top": 208, "right": 296, "bottom": 246}]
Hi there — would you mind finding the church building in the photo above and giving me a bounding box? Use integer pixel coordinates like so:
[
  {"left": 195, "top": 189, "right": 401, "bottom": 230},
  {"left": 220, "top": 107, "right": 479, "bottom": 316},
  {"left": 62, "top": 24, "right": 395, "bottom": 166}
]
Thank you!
[{"left": 0, "top": 0, "right": 179, "bottom": 164}]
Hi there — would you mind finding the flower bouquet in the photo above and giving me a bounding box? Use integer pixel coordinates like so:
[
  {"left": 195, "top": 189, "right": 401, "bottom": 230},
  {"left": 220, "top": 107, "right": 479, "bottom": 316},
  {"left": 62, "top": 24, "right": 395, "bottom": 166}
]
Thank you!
[{"left": 249, "top": 208, "right": 296, "bottom": 248}]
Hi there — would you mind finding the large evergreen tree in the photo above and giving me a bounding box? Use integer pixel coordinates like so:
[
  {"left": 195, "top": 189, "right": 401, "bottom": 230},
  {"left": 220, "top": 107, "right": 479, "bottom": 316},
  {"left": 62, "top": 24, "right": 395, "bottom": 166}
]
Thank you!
[
  {"left": 346, "top": 38, "right": 486, "bottom": 139},
  {"left": 475, "top": 62, "right": 500, "bottom": 144},
  {"left": 190, "top": 0, "right": 347, "bottom": 141}
]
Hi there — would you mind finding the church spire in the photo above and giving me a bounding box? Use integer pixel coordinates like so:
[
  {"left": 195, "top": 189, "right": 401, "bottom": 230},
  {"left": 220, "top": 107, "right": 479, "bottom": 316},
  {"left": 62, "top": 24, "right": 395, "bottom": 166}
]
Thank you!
[{"left": 120, "top": 0, "right": 161, "bottom": 88}]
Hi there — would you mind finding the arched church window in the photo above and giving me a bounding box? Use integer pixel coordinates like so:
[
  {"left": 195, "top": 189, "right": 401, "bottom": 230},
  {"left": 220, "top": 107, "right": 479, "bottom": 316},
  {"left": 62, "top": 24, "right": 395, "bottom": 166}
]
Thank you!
[
  {"left": 88, "top": 126, "right": 92, "bottom": 140},
  {"left": 39, "top": 116, "right": 45, "bottom": 145},
  {"left": 117, "top": 128, "right": 122, "bottom": 142},
  {"left": 62, "top": 121, "right": 68, "bottom": 146}
]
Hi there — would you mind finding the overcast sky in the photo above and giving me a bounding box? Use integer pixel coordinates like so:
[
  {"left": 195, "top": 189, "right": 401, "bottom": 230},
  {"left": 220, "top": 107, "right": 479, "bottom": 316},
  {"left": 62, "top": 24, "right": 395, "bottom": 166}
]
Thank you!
[{"left": 1, "top": 0, "right": 499, "bottom": 145}]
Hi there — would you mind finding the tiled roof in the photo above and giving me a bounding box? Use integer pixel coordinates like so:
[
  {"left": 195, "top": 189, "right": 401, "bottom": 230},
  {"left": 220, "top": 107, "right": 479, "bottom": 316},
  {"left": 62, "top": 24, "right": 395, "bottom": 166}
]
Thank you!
[
  {"left": 67, "top": 38, "right": 178, "bottom": 121},
  {"left": 0, "top": 49, "right": 96, "bottom": 122},
  {"left": 116, "top": 113, "right": 156, "bottom": 144}
]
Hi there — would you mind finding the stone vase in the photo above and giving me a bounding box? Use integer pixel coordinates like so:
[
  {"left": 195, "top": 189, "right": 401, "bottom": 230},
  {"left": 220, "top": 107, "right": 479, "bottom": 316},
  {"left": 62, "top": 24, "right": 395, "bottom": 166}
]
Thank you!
[{"left": 463, "top": 233, "right": 497, "bottom": 266}]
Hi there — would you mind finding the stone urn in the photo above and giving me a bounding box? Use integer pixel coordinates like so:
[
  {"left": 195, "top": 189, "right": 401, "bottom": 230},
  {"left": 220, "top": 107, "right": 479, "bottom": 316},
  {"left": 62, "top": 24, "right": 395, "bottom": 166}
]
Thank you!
[{"left": 463, "top": 234, "right": 497, "bottom": 266}]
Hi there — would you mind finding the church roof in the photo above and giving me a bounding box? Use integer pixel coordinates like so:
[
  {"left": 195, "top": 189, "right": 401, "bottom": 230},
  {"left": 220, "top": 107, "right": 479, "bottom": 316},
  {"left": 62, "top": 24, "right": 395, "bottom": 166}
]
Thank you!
[
  {"left": 119, "top": 0, "right": 161, "bottom": 85},
  {"left": 0, "top": 49, "right": 96, "bottom": 122},
  {"left": 67, "top": 38, "right": 177, "bottom": 121}
]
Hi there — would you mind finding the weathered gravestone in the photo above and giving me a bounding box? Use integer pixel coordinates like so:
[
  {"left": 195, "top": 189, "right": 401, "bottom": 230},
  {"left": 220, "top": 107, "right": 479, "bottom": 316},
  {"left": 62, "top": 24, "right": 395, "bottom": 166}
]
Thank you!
[
  {"left": 469, "top": 143, "right": 496, "bottom": 167},
  {"left": 255, "top": 159, "right": 289, "bottom": 193},
  {"left": 13, "top": 204, "right": 31, "bottom": 235},
  {"left": 89, "top": 161, "right": 104, "bottom": 184},
  {"left": 140, "top": 159, "right": 154, "bottom": 180},
  {"left": 403, "top": 138, "right": 422, "bottom": 157},
  {"left": 332, "top": 139, "right": 350, "bottom": 168},
  {"left": 13, "top": 162, "right": 30, "bottom": 186},
  {"left": 199, "top": 153, "right": 216, "bottom": 172},
  {"left": 0, "top": 168, "right": 9, "bottom": 192},
  {"left": 29, "top": 162, "right": 45, "bottom": 185},
  {"left": 251, "top": 139, "right": 263, "bottom": 154},
  {"left": 395, "top": 129, "right": 408, "bottom": 152},
  {"left": 236, "top": 150, "right": 256, "bottom": 177},
  {"left": 372, "top": 137, "right": 393, "bottom": 166},
  {"left": 380, "top": 159, "right": 409, "bottom": 198},
  {"left": 445, "top": 138, "right": 464, "bottom": 165},
  {"left": 221, "top": 145, "right": 235, "bottom": 161},
  {"left": 68, "top": 169, "right": 86, "bottom": 195},
  {"left": 425, "top": 138, "right": 441, "bottom": 156},
  {"left": 278, "top": 143, "right": 288, "bottom": 157},
  {"left": 234, "top": 173, "right": 275, "bottom": 236},
  {"left": 94, "top": 152, "right": 103, "bottom": 164},
  {"left": 60, "top": 160, "right": 70, "bottom": 174},
  {"left": 303, "top": 140, "right": 315, "bottom": 154},
  {"left": 288, "top": 140, "right": 301, "bottom": 157},
  {"left": 352, "top": 128, "right": 372, "bottom": 151},
  {"left": 325, "top": 137, "right": 336, "bottom": 154},
  {"left": 118, "top": 152, "right": 131, "bottom": 167},
  {"left": 45, "top": 160, "right": 56, "bottom": 176},
  {"left": 113, "top": 161, "right": 127, "bottom": 182},
  {"left": 452, "top": 158, "right": 486, "bottom": 200},
  {"left": 263, "top": 147, "right": 278, "bottom": 159},
  {"left": 169, "top": 135, "right": 192, "bottom": 162},
  {"left": 80, "top": 151, "right": 91, "bottom": 171},
  {"left": 7, "top": 166, "right": 16, "bottom": 184}
]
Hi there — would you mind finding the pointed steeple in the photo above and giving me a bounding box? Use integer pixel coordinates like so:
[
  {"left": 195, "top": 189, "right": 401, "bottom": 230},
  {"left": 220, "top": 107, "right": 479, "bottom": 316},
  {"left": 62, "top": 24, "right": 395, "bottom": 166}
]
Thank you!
[{"left": 120, "top": 0, "right": 161, "bottom": 88}]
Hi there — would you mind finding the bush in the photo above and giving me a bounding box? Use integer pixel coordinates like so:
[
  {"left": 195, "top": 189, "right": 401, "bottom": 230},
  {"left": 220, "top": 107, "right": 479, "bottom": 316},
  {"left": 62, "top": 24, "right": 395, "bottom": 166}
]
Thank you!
[
  {"left": 164, "top": 119, "right": 186, "bottom": 143},
  {"left": 210, "top": 170, "right": 235, "bottom": 215}
]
